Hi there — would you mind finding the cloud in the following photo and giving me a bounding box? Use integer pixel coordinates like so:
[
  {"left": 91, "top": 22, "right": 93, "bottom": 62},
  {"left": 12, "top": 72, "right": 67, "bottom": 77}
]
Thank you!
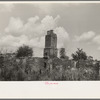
[
  {"left": 54, "top": 27, "right": 69, "bottom": 48},
  {"left": 92, "top": 35, "right": 100, "bottom": 50},
  {"left": 5, "top": 17, "right": 23, "bottom": 36},
  {"left": 0, "top": 35, "right": 28, "bottom": 47},
  {"left": 98, "top": 47, "right": 100, "bottom": 50},
  {"left": 29, "top": 36, "right": 45, "bottom": 48},
  {"left": 93, "top": 35, "right": 100, "bottom": 44},
  {"left": 2, "top": 15, "right": 69, "bottom": 56},
  {"left": 75, "top": 31, "right": 95, "bottom": 42},
  {"left": 0, "top": 34, "right": 45, "bottom": 56},
  {"left": 41, "top": 15, "right": 60, "bottom": 31},
  {"left": 5, "top": 15, "right": 60, "bottom": 38},
  {"left": 0, "top": 4, "right": 14, "bottom": 12}
]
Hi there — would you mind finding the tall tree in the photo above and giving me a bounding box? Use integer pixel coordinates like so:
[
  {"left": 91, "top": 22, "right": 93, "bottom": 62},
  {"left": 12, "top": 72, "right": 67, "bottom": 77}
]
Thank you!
[
  {"left": 72, "top": 48, "right": 87, "bottom": 61},
  {"left": 16, "top": 45, "right": 33, "bottom": 58}
]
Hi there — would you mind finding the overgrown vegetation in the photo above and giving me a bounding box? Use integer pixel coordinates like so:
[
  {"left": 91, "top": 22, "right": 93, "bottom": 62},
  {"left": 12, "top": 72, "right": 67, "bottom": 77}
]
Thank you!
[{"left": 0, "top": 47, "right": 99, "bottom": 81}]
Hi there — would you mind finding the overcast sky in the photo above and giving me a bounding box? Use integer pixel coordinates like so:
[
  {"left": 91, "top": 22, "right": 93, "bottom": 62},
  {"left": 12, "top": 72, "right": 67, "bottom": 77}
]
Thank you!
[{"left": 0, "top": 2, "right": 100, "bottom": 60}]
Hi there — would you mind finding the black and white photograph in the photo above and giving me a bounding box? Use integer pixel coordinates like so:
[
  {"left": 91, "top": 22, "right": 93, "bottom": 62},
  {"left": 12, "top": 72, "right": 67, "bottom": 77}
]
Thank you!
[{"left": 0, "top": 2, "right": 100, "bottom": 81}]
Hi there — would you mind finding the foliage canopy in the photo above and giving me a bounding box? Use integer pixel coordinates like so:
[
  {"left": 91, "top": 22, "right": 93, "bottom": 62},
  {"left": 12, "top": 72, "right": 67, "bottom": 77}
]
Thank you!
[
  {"left": 16, "top": 45, "right": 33, "bottom": 58},
  {"left": 72, "top": 48, "right": 87, "bottom": 61}
]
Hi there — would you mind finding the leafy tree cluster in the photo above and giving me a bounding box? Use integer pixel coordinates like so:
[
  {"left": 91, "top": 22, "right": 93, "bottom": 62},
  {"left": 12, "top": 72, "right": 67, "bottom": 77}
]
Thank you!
[
  {"left": 16, "top": 45, "right": 33, "bottom": 58},
  {"left": 72, "top": 48, "right": 87, "bottom": 61}
]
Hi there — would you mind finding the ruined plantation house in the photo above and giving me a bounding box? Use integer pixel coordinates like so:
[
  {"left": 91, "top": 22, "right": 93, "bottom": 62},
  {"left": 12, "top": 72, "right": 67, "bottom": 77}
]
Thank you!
[
  {"left": 1, "top": 29, "right": 99, "bottom": 81},
  {"left": 41, "top": 30, "right": 99, "bottom": 80},
  {"left": 44, "top": 30, "right": 58, "bottom": 58}
]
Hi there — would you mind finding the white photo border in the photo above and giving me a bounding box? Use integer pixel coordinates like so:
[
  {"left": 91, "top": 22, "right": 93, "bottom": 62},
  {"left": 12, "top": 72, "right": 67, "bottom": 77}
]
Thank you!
[{"left": 0, "top": 1, "right": 100, "bottom": 99}]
